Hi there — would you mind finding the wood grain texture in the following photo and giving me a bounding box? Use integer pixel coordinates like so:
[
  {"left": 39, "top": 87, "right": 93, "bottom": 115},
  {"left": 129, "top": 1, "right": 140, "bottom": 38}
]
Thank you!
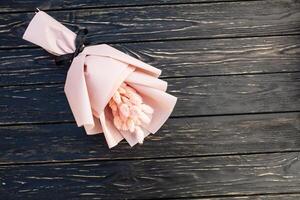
[
  {"left": 1, "top": 1, "right": 300, "bottom": 199},
  {"left": 1, "top": 35, "right": 300, "bottom": 86},
  {"left": 0, "top": 73, "right": 299, "bottom": 124},
  {"left": 0, "top": 113, "right": 299, "bottom": 164},
  {"left": 1, "top": 0, "right": 300, "bottom": 48},
  {"left": 191, "top": 194, "right": 300, "bottom": 199},
  {"left": 0, "top": 0, "right": 239, "bottom": 13},
  {"left": 1, "top": 153, "right": 300, "bottom": 199}
]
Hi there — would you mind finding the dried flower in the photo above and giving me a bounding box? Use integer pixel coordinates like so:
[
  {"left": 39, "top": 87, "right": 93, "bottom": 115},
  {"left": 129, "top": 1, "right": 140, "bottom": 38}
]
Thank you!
[{"left": 108, "top": 83, "right": 153, "bottom": 144}]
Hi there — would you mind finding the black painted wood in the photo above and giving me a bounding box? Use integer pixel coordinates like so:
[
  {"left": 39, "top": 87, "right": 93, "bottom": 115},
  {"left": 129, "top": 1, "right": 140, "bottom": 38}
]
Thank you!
[
  {"left": 1, "top": 0, "right": 300, "bottom": 48},
  {"left": 0, "top": 113, "right": 299, "bottom": 164},
  {"left": 1, "top": 153, "right": 300, "bottom": 199},
  {"left": 1, "top": 35, "right": 300, "bottom": 86},
  {"left": 192, "top": 194, "right": 300, "bottom": 200},
  {"left": 1, "top": 0, "right": 300, "bottom": 199},
  {"left": 0, "top": 73, "right": 299, "bottom": 124},
  {"left": 0, "top": 0, "right": 237, "bottom": 13}
]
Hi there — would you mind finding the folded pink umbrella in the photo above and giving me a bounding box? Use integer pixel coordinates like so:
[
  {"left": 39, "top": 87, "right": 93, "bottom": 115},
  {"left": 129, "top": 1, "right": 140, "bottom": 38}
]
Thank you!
[{"left": 22, "top": 10, "right": 177, "bottom": 148}]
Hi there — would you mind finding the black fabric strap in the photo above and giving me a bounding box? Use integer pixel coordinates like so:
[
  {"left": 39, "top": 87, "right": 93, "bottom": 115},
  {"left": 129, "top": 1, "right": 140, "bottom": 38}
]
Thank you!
[{"left": 55, "top": 28, "right": 89, "bottom": 66}]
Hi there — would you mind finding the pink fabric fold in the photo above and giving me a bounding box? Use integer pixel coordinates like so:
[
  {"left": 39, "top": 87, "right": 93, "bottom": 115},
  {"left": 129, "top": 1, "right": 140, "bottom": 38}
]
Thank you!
[{"left": 23, "top": 11, "right": 177, "bottom": 148}]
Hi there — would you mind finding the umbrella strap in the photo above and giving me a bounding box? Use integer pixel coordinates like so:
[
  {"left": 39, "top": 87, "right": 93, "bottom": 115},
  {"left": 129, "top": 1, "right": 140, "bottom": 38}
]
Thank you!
[{"left": 55, "top": 28, "right": 89, "bottom": 66}]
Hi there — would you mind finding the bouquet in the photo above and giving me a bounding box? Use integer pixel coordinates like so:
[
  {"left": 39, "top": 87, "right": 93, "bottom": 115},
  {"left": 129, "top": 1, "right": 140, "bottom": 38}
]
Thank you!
[{"left": 22, "top": 10, "right": 177, "bottom": 148}]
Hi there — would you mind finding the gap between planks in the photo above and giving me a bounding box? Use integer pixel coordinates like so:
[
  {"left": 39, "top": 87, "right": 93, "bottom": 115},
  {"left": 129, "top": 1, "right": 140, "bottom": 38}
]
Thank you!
[
  {"left": 140, "top": 192, "right": 300, "bottom": 200},
  {"left": 4, "top": 146, "right": 300, "bottom": 168},
  {"left": 0, "top": 110, "right": 299, "bottom": 127},
  {"left": 1, "top": 150, "right": 300, "bottom": 167},
  {"left": 1, "top": 71, "right": 300, "bottom": 88},
  {"left": 2, "top": 33, "right": 300, "bottom": 51},
  {"left": 0, "top": 0, "right": 264, "bottom": 14}
]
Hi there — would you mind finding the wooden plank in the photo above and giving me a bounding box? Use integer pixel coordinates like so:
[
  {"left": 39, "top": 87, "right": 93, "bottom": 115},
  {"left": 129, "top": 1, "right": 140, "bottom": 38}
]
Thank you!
[
  {"left": 189, "top": 194, "right": 300, "bottom": 199},
  {"left": 0, "top": 73, "right": 299, "bottom": 124},
  {"left": 1, "top": 153, "right": 300, "bottom": 199},
  {"left": 1, "top": 35, "right": 300, "bottom": 86},
  {"left": 1, "top": 0, "right": 300, "bottom": 48},
  {"left": 0, "top": 112, "right": 299, "bottom": 164},
  {"left": 0, "top": 0, "right": 236, "bottom": 13}
]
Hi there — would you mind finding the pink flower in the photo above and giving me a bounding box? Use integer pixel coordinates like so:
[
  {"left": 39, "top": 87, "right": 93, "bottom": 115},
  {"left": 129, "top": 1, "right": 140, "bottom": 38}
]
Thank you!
[{"left": 109, "top": 83, "right": 153, "bottom": 144}]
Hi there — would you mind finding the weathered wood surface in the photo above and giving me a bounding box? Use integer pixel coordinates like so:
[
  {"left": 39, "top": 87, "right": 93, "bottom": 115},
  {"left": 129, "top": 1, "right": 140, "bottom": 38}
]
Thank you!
[
  {"left": 1, "top": 35, "right": 300, "bottom": 86},
  {"left": 1, "top": 0, "right": 300, "bottom": 48},
  {"left": 0, "top": 112, "right": 299, "bottom": 164},
  {"left": 195, "top": 194, "right": 300, "bottom": 200},
  {"left": 1, "top": 153, "right": 300, "bottom": 199},
  {"left": 1, "top": 0, "right": 300, "bottom": 199},
  {"left": 0, "top": 73, "right": 299, "bottom": 124},
  {"left": 0, "top": 0, "right": 237, "bottom": 13}
]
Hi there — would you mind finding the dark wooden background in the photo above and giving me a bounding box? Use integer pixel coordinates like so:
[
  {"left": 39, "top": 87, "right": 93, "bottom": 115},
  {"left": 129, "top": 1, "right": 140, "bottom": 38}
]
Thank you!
[{"left": 0, "top": 0, "right": 300, "bottom": 199}]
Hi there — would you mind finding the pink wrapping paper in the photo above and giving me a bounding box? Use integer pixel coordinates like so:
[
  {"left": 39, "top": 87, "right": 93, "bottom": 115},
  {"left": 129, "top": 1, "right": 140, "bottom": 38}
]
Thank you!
[{"left": 23, "top": 11, "right": 177, "bottom": 148}]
